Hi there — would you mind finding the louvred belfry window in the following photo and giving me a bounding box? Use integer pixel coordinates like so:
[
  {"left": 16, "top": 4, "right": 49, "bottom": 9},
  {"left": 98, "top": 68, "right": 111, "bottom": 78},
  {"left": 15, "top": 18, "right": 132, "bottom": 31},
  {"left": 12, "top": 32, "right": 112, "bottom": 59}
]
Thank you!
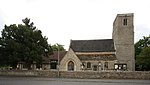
[{"left": 123, "top": 18, "right": 127, "bottom": 25}]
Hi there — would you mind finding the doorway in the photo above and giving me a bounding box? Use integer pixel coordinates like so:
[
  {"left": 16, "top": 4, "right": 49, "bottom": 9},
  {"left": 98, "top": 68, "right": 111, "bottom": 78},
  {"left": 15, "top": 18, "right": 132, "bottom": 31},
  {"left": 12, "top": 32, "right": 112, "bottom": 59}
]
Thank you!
[
  {"left": 68, "top": 61, "right": 74, "bottom": 71},
  {"left": 50, "top": 60, "right": 57, "bottom": 69}
]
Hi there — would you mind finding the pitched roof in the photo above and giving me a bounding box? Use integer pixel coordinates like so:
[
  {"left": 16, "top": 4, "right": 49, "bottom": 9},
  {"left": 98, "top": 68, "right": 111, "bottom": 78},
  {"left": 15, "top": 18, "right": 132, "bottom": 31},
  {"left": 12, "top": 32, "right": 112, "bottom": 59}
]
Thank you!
[
  {"left": 42, "top": 51, "right": 67, "bottom": 63},
  {"left": 49, "top": 51, "right": 67, "bottom": 61},
  {"left": 77, "top": 54, "right": 116, "bottom": 61},
  {"left": 70, "top": 39, "right": 115, "bottom": 52}
]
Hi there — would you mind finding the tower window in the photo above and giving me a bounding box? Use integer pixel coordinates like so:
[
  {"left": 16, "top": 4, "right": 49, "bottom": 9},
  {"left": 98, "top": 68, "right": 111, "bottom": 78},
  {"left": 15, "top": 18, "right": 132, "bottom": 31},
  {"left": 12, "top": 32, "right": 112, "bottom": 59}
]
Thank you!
[{"left": 123, "top": 18, "right": 127, "bottom": 25}]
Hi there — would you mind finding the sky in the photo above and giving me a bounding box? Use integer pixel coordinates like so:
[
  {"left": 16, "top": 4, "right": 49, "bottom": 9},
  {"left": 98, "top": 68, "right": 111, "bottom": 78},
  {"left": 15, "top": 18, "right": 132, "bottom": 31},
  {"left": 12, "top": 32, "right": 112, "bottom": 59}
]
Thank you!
[{"left": 0, "top": 0, "right": 150, "bottom": 50}]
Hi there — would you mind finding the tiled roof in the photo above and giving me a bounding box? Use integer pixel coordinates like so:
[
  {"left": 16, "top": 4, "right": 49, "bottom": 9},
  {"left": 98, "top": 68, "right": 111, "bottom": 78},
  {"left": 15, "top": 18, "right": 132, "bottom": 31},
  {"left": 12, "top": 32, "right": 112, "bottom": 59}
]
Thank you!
[
  {"left": 70, "top": 39, "right": 115, "bottom": 52},
  {"left": 77, "top": 54, "right": 116, "bottom": 60},
  {"left": 43, "top": 51, "right": 67, "bottom": 63},
  {"left": 49, "top": 51, "right": 67, "bottom": 61}
]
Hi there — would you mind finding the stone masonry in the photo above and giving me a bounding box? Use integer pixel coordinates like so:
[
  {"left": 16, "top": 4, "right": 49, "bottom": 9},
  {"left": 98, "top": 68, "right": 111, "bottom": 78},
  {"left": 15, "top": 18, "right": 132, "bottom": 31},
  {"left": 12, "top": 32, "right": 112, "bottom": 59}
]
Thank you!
[{"left": 112, "top": 13, "right": 135, "bottom": 71}]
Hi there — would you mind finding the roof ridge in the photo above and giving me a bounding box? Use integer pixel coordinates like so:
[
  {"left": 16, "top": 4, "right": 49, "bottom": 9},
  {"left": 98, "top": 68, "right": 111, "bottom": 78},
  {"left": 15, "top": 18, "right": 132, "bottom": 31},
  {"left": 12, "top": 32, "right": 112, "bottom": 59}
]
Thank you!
[{"left": 71, "top": 39, "right": 113, "bottom": 41}]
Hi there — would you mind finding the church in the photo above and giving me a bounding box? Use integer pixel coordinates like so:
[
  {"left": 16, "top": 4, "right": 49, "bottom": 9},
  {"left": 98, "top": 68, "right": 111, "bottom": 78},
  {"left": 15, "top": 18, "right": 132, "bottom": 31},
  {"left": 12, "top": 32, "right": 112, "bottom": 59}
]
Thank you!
[
  {"left": 56, "top": 13, "right": 135, "bottom": 71},
  {"left": 40, "top": 13, "right": 135, "bottom": 72}
]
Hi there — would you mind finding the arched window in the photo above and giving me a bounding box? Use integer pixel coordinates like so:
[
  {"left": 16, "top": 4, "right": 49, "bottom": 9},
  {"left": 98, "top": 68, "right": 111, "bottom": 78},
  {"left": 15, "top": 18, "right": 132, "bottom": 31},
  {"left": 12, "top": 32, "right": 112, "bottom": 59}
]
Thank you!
[
  {"left": 104, "top": 62, "right": 108, "bottom": 69},
  {"left": 98, "top": 62, "right": 102, "bottom": 70},
  {"left": 68, "top": 61, "right": 74, "bottom": 71},
  {"left": 87, "top": 62, "right": 91, "bottom": 68}
]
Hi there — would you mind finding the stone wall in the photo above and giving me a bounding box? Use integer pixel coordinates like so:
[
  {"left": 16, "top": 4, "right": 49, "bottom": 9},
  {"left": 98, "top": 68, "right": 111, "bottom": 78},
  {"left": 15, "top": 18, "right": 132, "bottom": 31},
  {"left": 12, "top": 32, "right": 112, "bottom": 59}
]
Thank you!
[
  {"left": 60, "top": 71, "right": 150, "bottom": 79},
  {"left": 0, "top": 70, "right": 58, "bottom": 78},
  {"left": 0, "top": 70, "right": 150, "bottom": 79}
]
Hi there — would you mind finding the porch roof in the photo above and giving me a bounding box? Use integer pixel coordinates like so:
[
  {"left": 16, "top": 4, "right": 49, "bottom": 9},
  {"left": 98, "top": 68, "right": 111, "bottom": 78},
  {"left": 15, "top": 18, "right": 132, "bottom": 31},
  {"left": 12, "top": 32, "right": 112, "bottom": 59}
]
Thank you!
[{"left": 42, "top": 51, "right": 67, "bottom": 63}]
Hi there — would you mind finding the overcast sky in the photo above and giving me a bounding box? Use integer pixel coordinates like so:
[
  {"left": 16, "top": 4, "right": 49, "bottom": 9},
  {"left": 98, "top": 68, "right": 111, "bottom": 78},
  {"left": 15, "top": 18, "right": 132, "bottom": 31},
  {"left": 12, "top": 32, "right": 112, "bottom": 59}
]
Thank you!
[{"left": 0, "top": 0, "right": 150, "bottom": 49}]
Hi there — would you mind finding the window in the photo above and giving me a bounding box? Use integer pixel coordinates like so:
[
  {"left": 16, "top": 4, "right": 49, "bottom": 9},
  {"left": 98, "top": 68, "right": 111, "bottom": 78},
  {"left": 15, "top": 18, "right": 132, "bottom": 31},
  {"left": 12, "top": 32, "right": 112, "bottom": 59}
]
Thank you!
[
  {"left": 115, "top": 64, "right": 118, "bottom": 69},
  {"left": 98, "top": 62, "right": 102, "bottom": 70},
  {"left": 93, "top": 65, "right": 97, "bottom": 71},
  {"left": 123, "top": 18, "right": 127, "bottom": 25},
  {"left": 87, "top": 62, "right": 91, "bottom": 68},
  {"left": 68, "top": 61, "right": 74, "bottom": 71},
  {"left": 114, "top": 63, "right": 127, "bottom": 70},
  {"left": 123, "top": 64, "right": 127, "bottom": 70},
  {"left": 104, "top": 62, "right": 108, "bottom": 69},
  {"left": 98, "top": 62, "right": 102, "bottom": 66}
]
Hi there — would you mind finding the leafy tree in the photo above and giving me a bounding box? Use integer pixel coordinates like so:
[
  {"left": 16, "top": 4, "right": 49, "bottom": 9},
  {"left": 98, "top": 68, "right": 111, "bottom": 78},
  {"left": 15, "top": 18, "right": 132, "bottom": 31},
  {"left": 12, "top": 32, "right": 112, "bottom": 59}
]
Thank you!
[
  {"left": 135, "top": 36, "right": 150, "bottom": 56},
  {"left": 135, "top": 35, "right": 150, "bottom": 71},
  {"left": 0, "top": 18, "right": 52, "bottom": 69},
  {"left": 136, "top": 47, "right": 150, "bottom": 71},
  {"left": 51, "top": 44, "right": 65, "bottom": 51}
]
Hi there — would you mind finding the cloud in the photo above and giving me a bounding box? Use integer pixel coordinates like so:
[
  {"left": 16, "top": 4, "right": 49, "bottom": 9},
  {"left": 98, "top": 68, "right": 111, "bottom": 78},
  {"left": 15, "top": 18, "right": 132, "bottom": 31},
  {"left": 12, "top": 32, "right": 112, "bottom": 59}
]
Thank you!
[{"left": 0, "top": 0, "right": 150, "bottom": 49}]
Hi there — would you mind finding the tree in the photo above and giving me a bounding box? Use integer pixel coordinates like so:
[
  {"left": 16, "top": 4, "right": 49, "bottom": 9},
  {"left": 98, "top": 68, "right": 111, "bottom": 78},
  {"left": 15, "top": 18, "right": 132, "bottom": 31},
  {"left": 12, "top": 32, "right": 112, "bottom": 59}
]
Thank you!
[
  {"left": 135, "top": 36, "right": 150, "bottom": 56},
  {"left": 0, "top": 18, "right": 52, "bottom": 69},
  {"left": 135, "top": 35, "right": 150, "bottom": 71},
  {"left": 136, "top": 47, "right": 150, "bottom": 71},
  {"left": 51, "top": 44, "right": 65, "bottom": 51}
]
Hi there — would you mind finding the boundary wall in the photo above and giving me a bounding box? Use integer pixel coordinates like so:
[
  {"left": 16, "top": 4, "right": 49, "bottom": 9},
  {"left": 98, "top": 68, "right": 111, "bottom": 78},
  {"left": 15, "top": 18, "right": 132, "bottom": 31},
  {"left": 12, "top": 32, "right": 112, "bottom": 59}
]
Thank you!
[{"left": 0, "top": 70, "right": 150, "bottom": 79}]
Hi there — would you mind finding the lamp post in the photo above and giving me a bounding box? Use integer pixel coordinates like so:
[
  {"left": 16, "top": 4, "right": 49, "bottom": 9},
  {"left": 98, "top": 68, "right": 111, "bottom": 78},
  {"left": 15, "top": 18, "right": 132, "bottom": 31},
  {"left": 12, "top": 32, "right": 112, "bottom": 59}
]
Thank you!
[
  {"left": 57, "top": 43, "right": 60, "bottom": 77},
  {"left": 57, "top": 43, "right": 64, "bottom": 77}
]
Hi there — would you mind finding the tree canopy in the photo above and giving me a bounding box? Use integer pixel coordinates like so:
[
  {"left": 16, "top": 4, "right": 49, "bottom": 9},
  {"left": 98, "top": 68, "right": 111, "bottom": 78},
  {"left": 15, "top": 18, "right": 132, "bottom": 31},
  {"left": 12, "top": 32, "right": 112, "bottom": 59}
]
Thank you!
[
  {"left": 135, "top": 35, "right": 150, "bottom": 71},
  {"left": 0, "top": 18, "right": 52, "bottom": 69},
  {"left": 51, "top": 44, "right": 65, "bottom": 51}
]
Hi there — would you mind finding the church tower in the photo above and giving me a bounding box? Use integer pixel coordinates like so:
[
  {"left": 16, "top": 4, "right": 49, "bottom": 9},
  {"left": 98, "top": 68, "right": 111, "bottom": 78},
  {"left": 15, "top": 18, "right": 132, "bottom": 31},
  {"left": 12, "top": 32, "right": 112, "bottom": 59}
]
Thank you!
[{"left": 112, "top": 13, "right": 135, "bottom": 71}]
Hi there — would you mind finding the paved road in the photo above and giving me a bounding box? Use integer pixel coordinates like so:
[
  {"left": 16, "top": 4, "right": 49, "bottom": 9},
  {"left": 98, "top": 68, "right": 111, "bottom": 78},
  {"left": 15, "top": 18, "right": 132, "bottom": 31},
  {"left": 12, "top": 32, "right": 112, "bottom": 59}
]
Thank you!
[{"left": 0, "top": 76, "right": 150, "bottom": 85}]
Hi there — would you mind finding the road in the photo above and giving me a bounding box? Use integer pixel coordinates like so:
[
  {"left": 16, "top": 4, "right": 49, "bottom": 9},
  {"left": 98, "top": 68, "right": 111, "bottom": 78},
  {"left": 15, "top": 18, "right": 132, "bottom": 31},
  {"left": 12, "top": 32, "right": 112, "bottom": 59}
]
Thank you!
[{"left": 0, "top": 76, "right": 150, "bottom": 85}]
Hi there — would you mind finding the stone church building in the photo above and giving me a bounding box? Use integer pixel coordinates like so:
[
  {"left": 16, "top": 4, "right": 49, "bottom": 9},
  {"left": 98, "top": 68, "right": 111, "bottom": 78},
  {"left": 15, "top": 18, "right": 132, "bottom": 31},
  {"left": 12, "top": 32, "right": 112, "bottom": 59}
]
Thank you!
[
  {"left": 18, "top": 13, "right": 135, "bottom": 71},
  {"left": 59, "top": 13, "right": 135, "bottom": 71}
]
